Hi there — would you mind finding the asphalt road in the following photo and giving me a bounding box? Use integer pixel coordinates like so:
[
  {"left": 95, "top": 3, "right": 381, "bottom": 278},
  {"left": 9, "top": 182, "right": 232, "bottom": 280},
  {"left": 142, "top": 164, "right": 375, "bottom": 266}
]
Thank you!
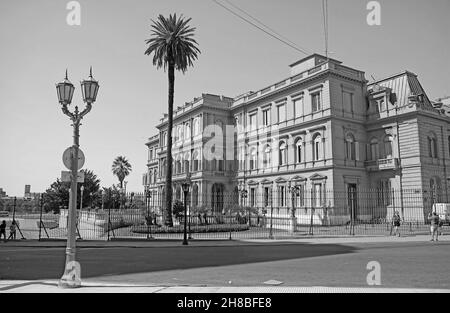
[{"left": 1, "top": 241, "right": 449, "bottom": 289}]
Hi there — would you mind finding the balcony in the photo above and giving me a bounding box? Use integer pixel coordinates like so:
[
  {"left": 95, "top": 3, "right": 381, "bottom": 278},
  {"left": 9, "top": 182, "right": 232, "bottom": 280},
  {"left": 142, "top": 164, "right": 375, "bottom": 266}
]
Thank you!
[{"left": 365, "top": 158, "right": 399, "bottom": 172}]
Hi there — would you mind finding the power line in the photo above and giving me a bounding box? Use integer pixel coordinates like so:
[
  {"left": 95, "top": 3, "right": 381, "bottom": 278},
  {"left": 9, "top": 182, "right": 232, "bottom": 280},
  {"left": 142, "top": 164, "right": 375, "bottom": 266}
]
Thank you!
[
  {"left": 211, "top": 0, "right": 311, "bottom": 56},
  {"left": 221, "top": 0, "right": 312, "bottom": 55}
]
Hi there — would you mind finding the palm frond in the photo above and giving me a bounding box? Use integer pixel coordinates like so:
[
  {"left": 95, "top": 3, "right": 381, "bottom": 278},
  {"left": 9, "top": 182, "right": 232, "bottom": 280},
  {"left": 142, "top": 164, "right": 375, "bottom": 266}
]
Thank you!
[{"left": 145, "top": 13, "right": 201, "bottom": 73}]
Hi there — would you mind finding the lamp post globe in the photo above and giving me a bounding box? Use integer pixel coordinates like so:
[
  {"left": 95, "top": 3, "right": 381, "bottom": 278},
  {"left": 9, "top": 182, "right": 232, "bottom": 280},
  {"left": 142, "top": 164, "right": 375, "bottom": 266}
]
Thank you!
[
  {"left": 56, "top": 70, "right": 75, "bottom": 106},
  {"left": 81, "top": 67, "right": 99, "bottom": 104}
]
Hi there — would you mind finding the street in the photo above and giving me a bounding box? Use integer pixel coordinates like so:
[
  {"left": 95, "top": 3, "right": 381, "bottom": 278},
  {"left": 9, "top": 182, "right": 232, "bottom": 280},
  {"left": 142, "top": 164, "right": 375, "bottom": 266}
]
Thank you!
[{"left": 1, "top": 238, "right": 449, "bottom": 289}]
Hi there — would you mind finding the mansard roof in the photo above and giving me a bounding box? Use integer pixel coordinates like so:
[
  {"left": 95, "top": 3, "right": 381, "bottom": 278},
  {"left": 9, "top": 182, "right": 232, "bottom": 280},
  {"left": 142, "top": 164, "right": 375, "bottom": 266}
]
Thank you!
[{"left": 368, "top": 71, "right": 433, "bottom": 109}]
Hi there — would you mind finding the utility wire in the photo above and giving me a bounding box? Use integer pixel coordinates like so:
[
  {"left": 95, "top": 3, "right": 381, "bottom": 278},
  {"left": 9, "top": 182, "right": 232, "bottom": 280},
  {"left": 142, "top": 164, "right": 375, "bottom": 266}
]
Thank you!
[
  {"left": 212, "top": 0, "right": 311, "bottom": 56},
  {"left": 221, "top": 0, "right": 312, "bottom": 55}
]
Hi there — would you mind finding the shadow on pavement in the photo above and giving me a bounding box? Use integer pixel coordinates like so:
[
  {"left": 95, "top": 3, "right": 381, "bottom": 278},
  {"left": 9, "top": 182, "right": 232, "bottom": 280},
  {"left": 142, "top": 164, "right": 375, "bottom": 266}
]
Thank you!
[{"left": 0, "top": 242, "right": 357, "bottom": 280}]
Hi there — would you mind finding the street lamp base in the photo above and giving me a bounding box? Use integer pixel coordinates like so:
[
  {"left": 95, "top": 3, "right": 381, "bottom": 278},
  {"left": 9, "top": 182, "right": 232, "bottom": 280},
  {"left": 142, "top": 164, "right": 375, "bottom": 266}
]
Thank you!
[
  {"left": 58, "top": 261, "right": 82, "bottom": 288},
  {"left": 182, "top": 240, "right": 188, "bottom": 245},
  {"left": 58, "top": 275, "right": 81, "bottom": 289}
]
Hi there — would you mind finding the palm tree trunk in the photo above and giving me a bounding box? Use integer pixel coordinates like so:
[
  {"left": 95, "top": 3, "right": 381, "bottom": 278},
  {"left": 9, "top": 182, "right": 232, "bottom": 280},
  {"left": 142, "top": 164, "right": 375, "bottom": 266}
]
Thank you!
[{"left": 165, "top": 60, "right": 175, "bottom": 227}]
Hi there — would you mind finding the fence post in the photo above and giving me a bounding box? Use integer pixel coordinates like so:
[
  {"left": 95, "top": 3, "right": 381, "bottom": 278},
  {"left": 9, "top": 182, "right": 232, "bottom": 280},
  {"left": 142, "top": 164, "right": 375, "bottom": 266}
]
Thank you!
[
  {"left": 107, "top": 204, "right": 111, "bottom": 241},
  {"left": 228, "top": 206, "right": 232, "bottom": 241},
  {"left": 39, "top": 194, "right": 43, "bottom": 241},
  {"left": 269, "top": 205, "right": 274, "bottom": 239},
  {"left": 309, "top": 189, "right": 314, "bottom": 236}
]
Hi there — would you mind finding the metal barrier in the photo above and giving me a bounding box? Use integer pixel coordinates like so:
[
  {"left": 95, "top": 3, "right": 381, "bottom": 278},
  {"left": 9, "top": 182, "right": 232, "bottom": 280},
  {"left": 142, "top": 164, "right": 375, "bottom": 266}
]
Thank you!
[{"left": 4, "top": 188, "right": 446, "bottom": 241}]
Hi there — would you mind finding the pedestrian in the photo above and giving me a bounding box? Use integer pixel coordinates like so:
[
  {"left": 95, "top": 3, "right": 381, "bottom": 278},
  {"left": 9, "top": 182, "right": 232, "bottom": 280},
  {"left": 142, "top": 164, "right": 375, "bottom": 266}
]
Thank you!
[
  {"left": 428, "top": 212, "right": 440, "bottom": 242},
  {"left": 392, "top": 211, "right": 401, "bottom": 237},
  {"left": 0, "top": 220, "right": 6, "bottom": 242},
  {"left": 8, "top": 220, "right": 17, "bottom": 241}
]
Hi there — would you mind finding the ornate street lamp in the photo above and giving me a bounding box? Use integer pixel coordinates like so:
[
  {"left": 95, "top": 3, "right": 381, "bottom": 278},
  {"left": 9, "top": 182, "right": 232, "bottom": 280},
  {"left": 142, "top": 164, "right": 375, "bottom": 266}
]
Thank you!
[
  {"left": 238, "top": 185, "right": 249, "bottom": 225},
  {"left": 56, "top": 68, "right": 99, "bottom": 289},
  {"left": 145, "top": 187, "right": 152, "bottom": 239},
  {"left": 181, "top": 173, "right": 192, "bottom": 245}
]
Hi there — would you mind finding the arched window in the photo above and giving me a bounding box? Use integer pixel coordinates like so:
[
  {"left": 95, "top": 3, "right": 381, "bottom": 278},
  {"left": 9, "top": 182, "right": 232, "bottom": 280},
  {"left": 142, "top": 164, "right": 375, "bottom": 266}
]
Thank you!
[
  {"left": 313, "top": 134, "right": 322, "bottom": 161},
  {"left": 184, "top": 122, "right": 191, "bottom": 140},
  {"left": 263, "top": 144, "right": 272, "bottom": 168},
  {"left": 428, "top": 133, "right": 438, "bottom": 158},
  {"left": 250, "top": 147, "right": 258, "bottom": 170},
  {"left": 176, "top": 158, "right": 182, "bottom": 174},
  {"left": 184, "top": 153, "right": 190, "bottom": 173},
  {"left": 279, "top": 142, "right": 287, "bottom": 166},
  {"left": 430, "top": 177, "right": 442, "bottom": 202},
  {"left": 345, "top": 134, "right": 356, "bottom": 161},
  {"left": 161, "top": 159, "right": 167, "bottom": 177},
  {"left": 193, "top": 117, "right": 200, "bottom": 136},
  {"left": 384, "top": 135, "right": 393, "bottom": 158},
  {"left": 295, "top": 138, "right": 303, "bottom": 163},
  {"left": 193, "top": 150, "right": 200, "bottom": 171},
  {"left": 370, "top": 138, "right": 379, "bottom": 161}
]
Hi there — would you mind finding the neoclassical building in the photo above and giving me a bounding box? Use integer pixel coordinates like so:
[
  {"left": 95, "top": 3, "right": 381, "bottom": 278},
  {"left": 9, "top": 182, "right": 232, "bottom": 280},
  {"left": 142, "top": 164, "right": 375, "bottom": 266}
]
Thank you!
[{"left": 143, "top": 54, "right": 450, "bottom": 223}]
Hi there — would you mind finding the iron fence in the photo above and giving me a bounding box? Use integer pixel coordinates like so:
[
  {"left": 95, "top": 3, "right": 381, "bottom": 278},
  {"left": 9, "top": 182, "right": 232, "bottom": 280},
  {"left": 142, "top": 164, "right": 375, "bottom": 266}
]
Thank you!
[{"left": 2, "top": 188, "right": 448, "bottom": 241}]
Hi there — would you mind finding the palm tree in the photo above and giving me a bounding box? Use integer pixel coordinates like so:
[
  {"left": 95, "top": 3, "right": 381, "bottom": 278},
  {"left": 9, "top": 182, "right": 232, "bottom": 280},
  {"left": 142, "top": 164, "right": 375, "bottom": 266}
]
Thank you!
[
  {"left": 145, "top": 13, "right": 200, "bottom": 227},
  {"left": 111, "top": 156, "right": 132, "bottom": 189}
]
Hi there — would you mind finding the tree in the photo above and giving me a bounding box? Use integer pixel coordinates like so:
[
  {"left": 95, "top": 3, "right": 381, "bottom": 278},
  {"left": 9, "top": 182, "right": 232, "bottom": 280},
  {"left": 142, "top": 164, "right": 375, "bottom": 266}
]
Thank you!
[
  {"left": 42, "top": 169, "right": 101, "bottom": 213},
  {"left": 145, "top": 13, "right": 200, "bottom": 226},
  {"left": 111, "top": 156, "right": 132, "bottom": 189}
]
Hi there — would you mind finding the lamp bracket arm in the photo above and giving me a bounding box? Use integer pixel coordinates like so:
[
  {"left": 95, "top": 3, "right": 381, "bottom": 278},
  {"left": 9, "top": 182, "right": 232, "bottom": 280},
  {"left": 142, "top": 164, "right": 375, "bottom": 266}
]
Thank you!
[
  {"left": 79, "top": 103, "right": 92, "bottom": 119},
  {"left": 61, "top": 105, "right": 75, "bottom": 120}
]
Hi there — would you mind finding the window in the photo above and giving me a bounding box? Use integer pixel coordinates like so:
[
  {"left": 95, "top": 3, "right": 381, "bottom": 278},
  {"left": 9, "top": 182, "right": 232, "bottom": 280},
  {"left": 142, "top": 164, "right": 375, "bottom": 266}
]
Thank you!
[
  {"left": 428, "top": 135, "right": 438, "bottom": 158},
  {"left": 148, "top": 149, "right": 153, "bottom": 161},
  {"left": 295, "top": 139, "right": 303, "bottom": 163},
  {"left": 279, "top": 186, "right": 286, "bottom": 207},
  {"left": 193, "top": 117, "right": 200, "bottom": 136},
  {"left": 293, "top": 97, "right": 304, "bottom": 118},
  {"left": 184, "top": 122, "right": 191, "bottom": 139},
  {"left": 193, "top": 151, "right": 200, "bottom": 171},
  {"left": 262, "top": 109, "right": 271, "bottom": 126},
  {"left": 249, "top": 113, "right": 257, "bottom": 131},
  {"left": 430, "top": 177, "right": 443, "bottom": 202},
  {"left": 370, "top": 138, "right": 379, "bottom": 161},
  {"left": 250, "top": 148, "right": 257, "bottom": 170},
  {"left": 264, "top": 187, "right": 270, "bottom": 207},
  {"left": 384, "top": 135, "right": 393, "bottom": 158},
  {"left": 377, "top": 179, "right": 391, "bottom": 206},
  {"left": 313, "top": 134, "right": 322, "bottom": 161},
  {"left": 312, "top": 92, "right": 322, "bottom": 112},
  {"left": 263, "top": 145, "right": 272, "bottom": 168},
  {"left": 343, "top": 91, "right": 354, "bottom": 113},
  {"left": 250, "top": 188, "right": 256, "bottom": 207},
  {"left": 277, "top": 104, "right": 286, "bottom": 122},
  {"left": 448, "top": 136, "right": 450, "bottom": 157},
  {"left": 279, "top": 142, "right": 287, "bottom": 165},
  {"left": 345, "top": 134, "right": 356, "bottom": 160},
  {"left": 313, "top": 183, "right": 322, "bottom": 207},
  {"left": 161, "top": 132, "right": 167, "bottom": 147}
]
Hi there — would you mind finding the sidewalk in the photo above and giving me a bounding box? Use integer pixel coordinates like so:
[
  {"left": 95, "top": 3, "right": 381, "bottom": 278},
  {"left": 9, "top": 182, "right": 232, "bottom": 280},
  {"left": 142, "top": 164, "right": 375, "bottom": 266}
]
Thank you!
[
  {"left": 0, "top": 234, "right": 447, "bottom": 248},
  {"left": 1, "top": 280, "right": 449, "bottom": 293}
]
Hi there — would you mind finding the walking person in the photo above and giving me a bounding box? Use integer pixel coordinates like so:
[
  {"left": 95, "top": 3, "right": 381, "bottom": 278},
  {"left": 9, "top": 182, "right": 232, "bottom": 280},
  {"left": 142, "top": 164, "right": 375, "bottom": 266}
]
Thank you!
[
  {"left": 0, "top": 220, "right": 6, "bottom": 242},
  {"left": 8, "top": 220, "right": 17, "bottom": 241},
  {"left": 428, "top": 212, "right": 440, "bottom": 242},
  {"left": 392, "top": 211, "right": 401, "bottom": 237}
]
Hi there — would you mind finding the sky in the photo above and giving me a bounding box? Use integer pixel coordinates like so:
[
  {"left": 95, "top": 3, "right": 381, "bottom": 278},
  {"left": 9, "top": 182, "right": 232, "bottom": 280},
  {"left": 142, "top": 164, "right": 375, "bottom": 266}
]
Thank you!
[{"left": 0, "top": 0, "right": 449, "bottom": 197}]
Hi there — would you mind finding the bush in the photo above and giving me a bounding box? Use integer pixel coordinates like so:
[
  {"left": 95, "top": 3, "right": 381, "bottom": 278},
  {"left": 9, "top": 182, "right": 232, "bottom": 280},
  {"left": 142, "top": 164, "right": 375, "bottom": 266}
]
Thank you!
[
  {"left": 173, "top": 200, "right": 185, "bottom": 221},
  {"left": 131, "top": 223, "right": 249, "bottom": 234}
]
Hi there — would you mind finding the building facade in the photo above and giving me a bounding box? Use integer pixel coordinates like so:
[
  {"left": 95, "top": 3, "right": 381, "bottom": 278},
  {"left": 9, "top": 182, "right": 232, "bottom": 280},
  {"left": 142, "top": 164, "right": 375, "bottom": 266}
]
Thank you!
[{"left": 143, "top": 54, "right": 450, "bottom": 224}]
